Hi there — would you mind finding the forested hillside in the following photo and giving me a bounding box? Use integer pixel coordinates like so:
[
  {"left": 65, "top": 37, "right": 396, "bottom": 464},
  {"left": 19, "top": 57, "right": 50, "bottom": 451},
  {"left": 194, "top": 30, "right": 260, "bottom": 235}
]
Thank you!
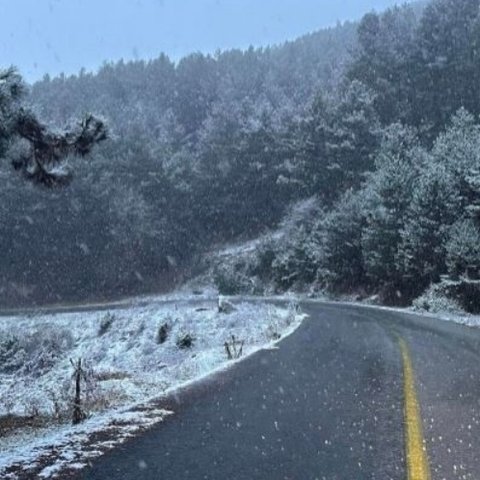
[
  {"left": 2, "top": 0, "right": 480, "bottom": 310},
  {"left": 0, "top": 20, "right": 357, "bottom": 305}
]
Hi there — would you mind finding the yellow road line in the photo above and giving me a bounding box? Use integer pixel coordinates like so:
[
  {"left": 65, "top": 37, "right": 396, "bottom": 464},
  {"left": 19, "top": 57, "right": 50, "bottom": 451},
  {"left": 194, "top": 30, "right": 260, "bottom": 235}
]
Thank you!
[{"left": 398, "top": 337, "right": 431, "bottom": 480}]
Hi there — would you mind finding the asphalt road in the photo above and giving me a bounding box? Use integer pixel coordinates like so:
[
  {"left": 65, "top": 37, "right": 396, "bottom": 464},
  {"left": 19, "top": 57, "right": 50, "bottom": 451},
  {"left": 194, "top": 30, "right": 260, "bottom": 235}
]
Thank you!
[{"left": 73, "top": 302, "right": 480, "bottom": 480}]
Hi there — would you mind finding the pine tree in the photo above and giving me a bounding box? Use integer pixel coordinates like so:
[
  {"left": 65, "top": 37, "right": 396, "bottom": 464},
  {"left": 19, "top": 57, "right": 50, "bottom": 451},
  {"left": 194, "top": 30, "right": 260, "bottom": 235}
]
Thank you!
[
  {"left": 318, "top": 190, "right": 367, "bottom": 292},
  {"left": 361, "top": 125, "right": 422, "bottom": 296},
  {"left": 445, "top": 219, "right": 480, "bottom": 279},
  {"left": 0, "top": 68, "right": 107, "bottom": 187},
  {"left": 348, "top": 5, "right": 420, "bottom": 125},
  {"left": 415, "top": 0, "right": 480, "bottom": 134},
  {"left": 297, "top": 81, "right": 380, "bottom": 204},
  {"left": 398, "top": 164, "right": 461, "bottom": 290}
]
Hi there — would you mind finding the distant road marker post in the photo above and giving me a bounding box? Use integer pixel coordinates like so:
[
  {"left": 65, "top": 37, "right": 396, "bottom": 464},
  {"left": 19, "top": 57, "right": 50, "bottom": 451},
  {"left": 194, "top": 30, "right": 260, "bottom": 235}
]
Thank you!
[{"left": 398, "top": 336, "right": 431, "bottom": 480}]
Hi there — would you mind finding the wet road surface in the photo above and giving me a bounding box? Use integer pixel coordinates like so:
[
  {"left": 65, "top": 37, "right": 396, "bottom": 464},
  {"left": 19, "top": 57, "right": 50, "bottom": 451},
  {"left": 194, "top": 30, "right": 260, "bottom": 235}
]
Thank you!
[{"left": 74, "top": 302, "right": 480, "bottom": 480}]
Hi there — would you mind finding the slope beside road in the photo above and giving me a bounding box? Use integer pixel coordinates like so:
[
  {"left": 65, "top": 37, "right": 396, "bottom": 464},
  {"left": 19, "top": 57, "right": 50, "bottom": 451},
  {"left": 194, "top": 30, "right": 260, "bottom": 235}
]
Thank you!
[{"left": 53, "top": 301, "right": 480, "bottom": 480}]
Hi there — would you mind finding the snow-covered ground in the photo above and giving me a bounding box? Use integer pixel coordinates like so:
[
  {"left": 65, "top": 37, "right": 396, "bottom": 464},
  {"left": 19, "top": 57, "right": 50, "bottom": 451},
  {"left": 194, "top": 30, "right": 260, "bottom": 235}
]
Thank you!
[
  {"left": 0, "top": 297, "right": 304, "bottom": 479},
  {"left": 398, "top": 304, "right": 480, "bottom": 328},
  {"left": 304, "top": 295, "right": 480, "bottom": 328}
]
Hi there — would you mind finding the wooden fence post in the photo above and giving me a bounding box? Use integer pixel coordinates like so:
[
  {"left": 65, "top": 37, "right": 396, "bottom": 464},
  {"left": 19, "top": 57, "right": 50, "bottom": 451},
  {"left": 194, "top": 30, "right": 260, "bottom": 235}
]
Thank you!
[{"left": 70, "top": 358, "right": 87, "bottom": 425}]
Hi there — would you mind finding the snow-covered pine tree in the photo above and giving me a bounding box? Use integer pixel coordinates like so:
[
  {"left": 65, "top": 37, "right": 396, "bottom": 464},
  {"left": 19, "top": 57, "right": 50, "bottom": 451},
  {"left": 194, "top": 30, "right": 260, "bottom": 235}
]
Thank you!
[
  {"left": 398, "top": 163, "right": 461, "bottom": 291},
  {"left": 445, "top": 219, "right": 480, "bottom": 279},
  {"left": 0, "top": 67, "right": 107, "bottom": 187},
  {"left": 361, "top": 124, "right": 422, "bottom": 297}
]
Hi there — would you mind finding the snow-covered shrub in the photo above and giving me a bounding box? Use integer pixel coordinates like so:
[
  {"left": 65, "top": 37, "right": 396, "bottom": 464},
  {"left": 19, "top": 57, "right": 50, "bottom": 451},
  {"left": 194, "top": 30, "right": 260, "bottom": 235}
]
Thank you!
[
  {"left": 266, "top": 302, "right": 300, "bottom": 339},
  {"left": 46, "top": 387, "right": 70, "bottom": 419},
  {"left": 413, "top": 284, "right": 463, "bottom": 314},
  {"left": 98, "top": 312, "right": 115, "bottom": 336},
  {"left": 0, "top": 335, "right": 26, "bottom": 374},
  {"left": 176, "top": 333, "right": 196, "bottom": 349},
  {"left": 265, "top": 306, "right": 284, "bottom": 340},
  {"left": 22, "top": 395, "right": 43, "bottom": 418},
  {"left": 412, "top": 279, "right": 480, "bottom": 314},
  {"left": 0, "top": 326, "right": 73, "bottom": 376},
  {"left": 213, "top": 263, "right": 252, "bottom": 295},
  {"left": 266, "top": 322, "right": 282, "bottom": 340},
  {"left": 0, "top": 389, "right": 16, "bottom": 414},
  {"left": 156, "top": 322, "right": 171, "bottom": 344},
  {"left": 287, "top": 299, "right": 302, "bottom": 320},
  {"left": 84, "top": 384, "right": 131, "bottom": 413},
  {"left": 94, "top": 369, "right": 130, "bottom": 382},
  {"left": 23, "top": 326, "right": 74, "bottom": 376},
  {"left": 218, "top": 296, "right": 236, "bottom": 314}
]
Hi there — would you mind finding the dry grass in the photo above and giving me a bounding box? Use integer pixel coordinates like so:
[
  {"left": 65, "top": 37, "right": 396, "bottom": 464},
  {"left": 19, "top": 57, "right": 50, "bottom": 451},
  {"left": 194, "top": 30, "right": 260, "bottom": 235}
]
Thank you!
[
  {"left": 93, "top": 370, "right": 131, "bottom": 382},
  {"left": 0, "top": 414, "right": 52, "bottom": 436}
]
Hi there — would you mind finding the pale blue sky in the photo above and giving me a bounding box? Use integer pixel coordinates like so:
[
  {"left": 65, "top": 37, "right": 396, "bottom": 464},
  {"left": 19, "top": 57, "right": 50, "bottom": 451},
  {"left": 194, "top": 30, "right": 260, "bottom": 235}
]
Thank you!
[{"left": 0, "top": 0, "right": 403, "bottom": 82}]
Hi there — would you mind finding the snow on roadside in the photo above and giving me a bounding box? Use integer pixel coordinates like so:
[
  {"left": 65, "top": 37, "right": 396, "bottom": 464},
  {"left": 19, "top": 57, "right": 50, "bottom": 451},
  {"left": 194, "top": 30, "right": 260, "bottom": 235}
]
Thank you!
[
  {"left": 240, "top": 292, "right": 480, "bottom": 329},
  {"left": 406, "top": 306, "right": 480, "bottom": 328},
  {"left": 295, "top": 294, "right": 480, "bottom": 328},
  {"left": 0, "top": 298, "right": 305, "bottom": 479},
  {"left": 339, "top": 298, "right": 480, "bottom": 328},
  {"left": 2, "top": 407, "right": 172, "bottom": 479}
]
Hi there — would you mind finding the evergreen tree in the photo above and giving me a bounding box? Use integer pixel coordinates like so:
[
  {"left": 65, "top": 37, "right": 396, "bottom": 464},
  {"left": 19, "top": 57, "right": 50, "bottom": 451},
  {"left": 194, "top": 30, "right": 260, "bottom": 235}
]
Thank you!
[
  {"left": 318, "top": 190, "right": 367, "bottom": 291},
  {"left": 445, "top": 219, "right": 480, "bottom": 279},
  {"left": 361, "top": 125, "right": 422, "bottom": 296},
  {"left": 398, "top": 164, "right": 461, "bottom": 291},
  {"left": 0, "top": 68, "right": 107, "bottom": 187},
  {"left": 415, "top": 0, "right": 480, "bottom": 134},
  {"left": 348, "top": 6, "right": 420, "bottom": 125},
  {"left": 297, "top": 80, "right": 380, "bottom": 203}
]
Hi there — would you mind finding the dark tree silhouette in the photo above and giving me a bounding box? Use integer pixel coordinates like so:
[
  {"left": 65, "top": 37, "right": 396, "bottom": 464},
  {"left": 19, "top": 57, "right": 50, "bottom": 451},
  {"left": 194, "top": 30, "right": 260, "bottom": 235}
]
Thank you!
[{"left": 1, "top": 67, "right": 107, "bottom": 187}]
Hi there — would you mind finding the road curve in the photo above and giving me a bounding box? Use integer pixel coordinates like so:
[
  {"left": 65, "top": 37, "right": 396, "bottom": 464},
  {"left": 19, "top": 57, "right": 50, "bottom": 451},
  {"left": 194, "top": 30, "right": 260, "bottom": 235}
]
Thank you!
[{"left": 69, "top": 302, "right": 480, "bottom": 480}]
